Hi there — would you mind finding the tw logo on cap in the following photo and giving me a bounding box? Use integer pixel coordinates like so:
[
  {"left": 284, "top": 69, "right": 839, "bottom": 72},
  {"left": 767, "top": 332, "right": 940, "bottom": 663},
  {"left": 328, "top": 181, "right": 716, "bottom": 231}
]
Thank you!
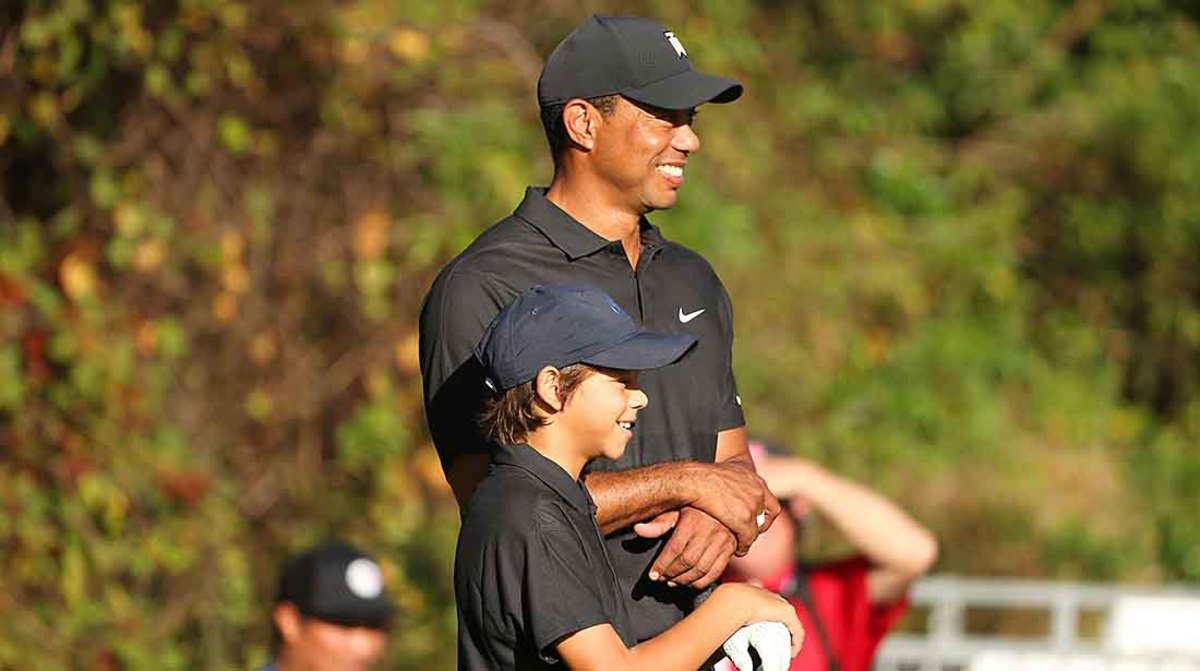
[{"left": 664, "top": 31, "right": 687, "bottom": 58}]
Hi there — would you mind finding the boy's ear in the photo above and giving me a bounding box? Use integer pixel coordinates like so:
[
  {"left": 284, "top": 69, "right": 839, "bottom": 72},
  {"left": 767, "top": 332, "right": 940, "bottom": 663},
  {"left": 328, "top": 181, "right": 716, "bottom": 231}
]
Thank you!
[{"left": 533, "top": 366, "right": 564, "bottom": 412}]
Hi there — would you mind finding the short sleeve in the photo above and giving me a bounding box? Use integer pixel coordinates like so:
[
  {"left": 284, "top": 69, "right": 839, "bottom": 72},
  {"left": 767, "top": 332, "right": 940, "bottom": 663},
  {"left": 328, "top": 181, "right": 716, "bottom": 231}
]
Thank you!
[
  {"left": 713, "top": 281, "right": 746, "bottom": 432},
  {"left": 524, "top": 505, "right": 613, "bottom": 663},
  {"left": 419, "top": 267, "right": 518, "bottom": 468}
]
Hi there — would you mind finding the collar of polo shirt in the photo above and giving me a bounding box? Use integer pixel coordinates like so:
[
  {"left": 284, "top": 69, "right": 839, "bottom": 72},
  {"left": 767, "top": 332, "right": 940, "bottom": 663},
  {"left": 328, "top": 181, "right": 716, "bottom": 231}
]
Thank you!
[
  {"left": 515, "top": 187, "right": 666, "bottom": 261},
  {"left": 493, "top": 444, "right": 596, "bottom": 514}
]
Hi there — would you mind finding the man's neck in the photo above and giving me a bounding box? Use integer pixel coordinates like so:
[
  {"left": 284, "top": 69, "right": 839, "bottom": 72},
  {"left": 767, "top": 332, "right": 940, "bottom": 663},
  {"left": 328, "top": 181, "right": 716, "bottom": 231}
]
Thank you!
[{"left": 545, "top": 173, "right": 643, "bottom": 268}]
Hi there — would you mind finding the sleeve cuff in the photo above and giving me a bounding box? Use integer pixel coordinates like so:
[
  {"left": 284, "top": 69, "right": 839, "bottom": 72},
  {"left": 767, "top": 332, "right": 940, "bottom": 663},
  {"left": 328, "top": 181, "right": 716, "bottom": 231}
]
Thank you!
[{"left": 536, "top": 615, "right": 613, "bottom": 664}]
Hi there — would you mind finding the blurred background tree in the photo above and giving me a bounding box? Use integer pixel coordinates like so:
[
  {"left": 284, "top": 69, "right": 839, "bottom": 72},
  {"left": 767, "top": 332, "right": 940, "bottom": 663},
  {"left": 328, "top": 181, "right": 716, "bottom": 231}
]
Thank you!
[{"left": 1, "top": 0, "right": 1198, "bottom": 668}]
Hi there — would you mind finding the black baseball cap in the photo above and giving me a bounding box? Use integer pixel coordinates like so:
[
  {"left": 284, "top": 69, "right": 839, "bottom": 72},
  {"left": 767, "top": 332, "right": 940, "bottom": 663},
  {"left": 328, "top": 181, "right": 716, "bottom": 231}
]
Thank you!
[
  {"left": 475, "top": 284, "right": 697, "bottom": 391},
  {"left": 537, "top": 15, "right": 743, "bottom": 110},
  {"left": 276, "top": 541, "right": 394, "bottom": 629}
]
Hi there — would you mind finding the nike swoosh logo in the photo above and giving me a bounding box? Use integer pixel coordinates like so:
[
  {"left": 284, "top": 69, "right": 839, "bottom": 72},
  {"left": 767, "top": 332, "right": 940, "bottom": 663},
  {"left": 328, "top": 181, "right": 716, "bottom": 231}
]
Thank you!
[{"left": 678, "top": 308, "right": 705, "bottom": 323}]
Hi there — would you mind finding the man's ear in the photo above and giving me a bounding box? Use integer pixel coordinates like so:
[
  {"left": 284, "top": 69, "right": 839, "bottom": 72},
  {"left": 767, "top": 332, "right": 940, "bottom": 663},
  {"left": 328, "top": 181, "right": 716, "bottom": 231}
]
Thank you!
[
  {"left": 562, "top": 99, "right": 602, "bottom": 151},
  {"left": 272, "top": 602, "right": 303, "bottom": 646},
  {"left": 533, "top": 366, "right": 564, "bottom": 412}
]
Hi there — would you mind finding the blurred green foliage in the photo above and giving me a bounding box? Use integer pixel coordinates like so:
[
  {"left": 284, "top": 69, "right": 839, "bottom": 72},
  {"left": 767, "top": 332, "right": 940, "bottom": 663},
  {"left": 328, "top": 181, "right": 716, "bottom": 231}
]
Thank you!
[{"left": 1, "top": 0, "right": 1199, "bottom": 668}]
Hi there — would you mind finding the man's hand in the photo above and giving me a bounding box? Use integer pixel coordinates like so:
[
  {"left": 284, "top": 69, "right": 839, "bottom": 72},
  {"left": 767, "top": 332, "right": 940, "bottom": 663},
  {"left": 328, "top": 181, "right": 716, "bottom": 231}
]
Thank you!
[
  {"left": 635, "top": 506, "right": 736, "bottom": 589},
  {"left": 684, "top": 462, "right": 781, "bottom": 555}
]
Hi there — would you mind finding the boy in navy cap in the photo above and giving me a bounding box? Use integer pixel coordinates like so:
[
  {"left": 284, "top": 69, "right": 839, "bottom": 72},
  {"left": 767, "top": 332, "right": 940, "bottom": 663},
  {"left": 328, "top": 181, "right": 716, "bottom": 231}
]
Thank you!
[{"left": 454, "top": 284, "right": 802, "bottom": 670}]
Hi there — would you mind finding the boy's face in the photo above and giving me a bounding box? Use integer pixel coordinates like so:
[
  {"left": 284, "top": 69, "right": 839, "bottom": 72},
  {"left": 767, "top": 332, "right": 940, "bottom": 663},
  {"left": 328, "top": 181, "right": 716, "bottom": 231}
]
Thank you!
[{"left": 558, "top": 367, "right": 648, "bottom": 461}]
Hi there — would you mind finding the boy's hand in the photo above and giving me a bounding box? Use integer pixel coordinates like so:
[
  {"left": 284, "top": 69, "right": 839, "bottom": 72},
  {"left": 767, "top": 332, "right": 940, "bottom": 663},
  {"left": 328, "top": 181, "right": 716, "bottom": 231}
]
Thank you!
[
  {"left": 638, "top": 507, "right": 736, "bottom": 588},
  {"left": 632, "top": 510, "right": 680, "bottom": 538}
]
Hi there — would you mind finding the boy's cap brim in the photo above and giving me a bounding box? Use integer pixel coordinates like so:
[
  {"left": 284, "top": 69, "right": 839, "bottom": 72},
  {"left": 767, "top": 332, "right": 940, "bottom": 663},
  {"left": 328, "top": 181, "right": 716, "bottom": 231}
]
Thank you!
[
  {"left": 475, "top": 284, "right": 698, "bottom": 391},
  {"left": 582, "top": 331, "right": 696, "bottom": 371},
  {"left": 622, "top": 70, "right": 742, "bottom": 110}
]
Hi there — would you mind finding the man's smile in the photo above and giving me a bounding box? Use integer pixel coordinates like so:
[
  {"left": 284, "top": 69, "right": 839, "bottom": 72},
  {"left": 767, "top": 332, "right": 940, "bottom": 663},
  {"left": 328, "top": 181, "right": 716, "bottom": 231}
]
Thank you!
[{"left": 655, "top": 163, "right": 685, "bottom": 187}]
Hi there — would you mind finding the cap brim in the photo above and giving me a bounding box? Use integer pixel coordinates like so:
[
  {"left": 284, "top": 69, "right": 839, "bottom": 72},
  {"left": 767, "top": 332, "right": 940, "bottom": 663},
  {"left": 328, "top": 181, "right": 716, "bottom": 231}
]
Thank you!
[
  {"left": 582, "top": 331, "right": 696, "bottom": 371},
  {"left": 306, "top": 601, "right": 394, "bottom": 630},
  {"left": 623, "top": 70, "right": 743, "bottom": 110}
]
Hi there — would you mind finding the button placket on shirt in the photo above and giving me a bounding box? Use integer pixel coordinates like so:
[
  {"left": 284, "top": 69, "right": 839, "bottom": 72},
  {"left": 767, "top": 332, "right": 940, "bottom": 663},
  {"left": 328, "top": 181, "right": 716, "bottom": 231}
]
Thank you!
[
  {"left": 633, "top": 244, "right": 662, "bottom": 327},
  {"left": 595, "top": 242, "right": 641, "bottom": 322}
]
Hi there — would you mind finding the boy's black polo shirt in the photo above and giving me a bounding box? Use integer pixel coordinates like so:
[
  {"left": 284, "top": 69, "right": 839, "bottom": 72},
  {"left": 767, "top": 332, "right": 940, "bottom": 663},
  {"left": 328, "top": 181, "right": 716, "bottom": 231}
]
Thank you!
[
  {"left": 455, "top": 444, "right": 637, "bottom": 670},
  {"left": 421, "top": 186, "right": 745, "bottom": 640}
]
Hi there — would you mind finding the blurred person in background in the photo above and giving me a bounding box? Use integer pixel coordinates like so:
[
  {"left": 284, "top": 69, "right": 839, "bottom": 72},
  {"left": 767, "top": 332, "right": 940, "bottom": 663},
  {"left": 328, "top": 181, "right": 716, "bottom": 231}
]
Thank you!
[
  {"left": 718, "top": 439, "right": 938, "bottom": 671},
  {"left": 420, "top": 14, "right": 780, "bottom": 645},
  {"left": 262, "top": 540, "right": 394, "bottom": 671}
]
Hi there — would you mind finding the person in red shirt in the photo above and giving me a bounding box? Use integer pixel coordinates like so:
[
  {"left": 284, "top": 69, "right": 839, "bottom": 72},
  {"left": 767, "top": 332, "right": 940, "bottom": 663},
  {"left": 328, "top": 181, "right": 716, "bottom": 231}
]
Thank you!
[{"left": 717, "top": 440, "right": 938, "bottom": 671}]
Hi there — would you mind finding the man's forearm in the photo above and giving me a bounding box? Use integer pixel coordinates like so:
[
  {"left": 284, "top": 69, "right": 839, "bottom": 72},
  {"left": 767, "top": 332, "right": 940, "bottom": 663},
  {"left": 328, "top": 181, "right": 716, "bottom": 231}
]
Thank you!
[
  {"left": 719, "top": 448, "right": 756, "bottom": 472},
  {"left": 584, "top": 463, "right": 697, "bottom": 534}
]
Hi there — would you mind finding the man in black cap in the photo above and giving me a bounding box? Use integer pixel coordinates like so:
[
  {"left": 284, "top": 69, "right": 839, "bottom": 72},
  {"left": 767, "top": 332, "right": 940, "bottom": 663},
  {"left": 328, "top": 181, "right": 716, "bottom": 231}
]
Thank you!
[
  {"left": 420, "top": 14, "right": 781, "bottom": 643},
  {"left": 455, "top": 284, "right": 801, "bottom": 670},
  {"left": 262, "top": 540, "right": 394, "bottom": 671}
]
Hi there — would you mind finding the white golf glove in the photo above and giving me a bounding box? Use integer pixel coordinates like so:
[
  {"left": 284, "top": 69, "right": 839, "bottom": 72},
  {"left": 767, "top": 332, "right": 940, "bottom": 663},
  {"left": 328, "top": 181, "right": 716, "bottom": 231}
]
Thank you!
[{"left": 723, "top": 620, "right": 792, "bottom": 671}]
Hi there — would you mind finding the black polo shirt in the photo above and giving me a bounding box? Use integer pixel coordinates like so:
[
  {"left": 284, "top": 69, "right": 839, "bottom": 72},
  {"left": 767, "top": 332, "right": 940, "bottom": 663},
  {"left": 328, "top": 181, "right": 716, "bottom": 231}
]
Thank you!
[
  {"left": 421, "top": 186, "right": 744, "bottom": 641},
  {"left": 455, "top": 444, "right": 637, "bottom": 670}
]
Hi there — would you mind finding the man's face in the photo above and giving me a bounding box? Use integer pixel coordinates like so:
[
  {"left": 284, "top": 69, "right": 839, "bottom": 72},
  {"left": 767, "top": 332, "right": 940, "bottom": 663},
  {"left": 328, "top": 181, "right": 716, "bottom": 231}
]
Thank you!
[
  {"left": 558, "top": 367, "right": 648, "bottom": 462},
  {"left": 591, "top": 97, "right": 701, "bottom": 214},
  {"left": 276, "top": 606, "right": 387, "bottom": 671}
]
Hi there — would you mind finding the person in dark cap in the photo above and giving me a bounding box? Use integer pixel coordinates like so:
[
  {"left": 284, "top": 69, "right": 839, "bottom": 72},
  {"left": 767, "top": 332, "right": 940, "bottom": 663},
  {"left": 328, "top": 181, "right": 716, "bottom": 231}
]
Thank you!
[
  {"left": 421, "top": 14, "right": 780, "bottom": 646},
  {"left": 455, "top": 284, "right": 802, "bottom": 670},
  {"left": 263, "top": 540, "right": 394, "bottom": 671}
]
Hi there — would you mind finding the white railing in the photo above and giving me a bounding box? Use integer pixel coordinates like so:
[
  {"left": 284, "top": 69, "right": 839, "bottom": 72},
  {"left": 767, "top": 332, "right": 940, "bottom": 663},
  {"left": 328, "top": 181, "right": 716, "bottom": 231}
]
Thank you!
[{"left": 874, "top": 575, "right": 1200, "bottom": 671}]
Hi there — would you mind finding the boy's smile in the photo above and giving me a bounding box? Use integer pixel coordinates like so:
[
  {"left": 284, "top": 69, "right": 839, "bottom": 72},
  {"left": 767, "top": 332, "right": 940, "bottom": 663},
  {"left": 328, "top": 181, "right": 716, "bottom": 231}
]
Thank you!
[{"left": 559, "top": 368, "right": 648, "bottom": 463}]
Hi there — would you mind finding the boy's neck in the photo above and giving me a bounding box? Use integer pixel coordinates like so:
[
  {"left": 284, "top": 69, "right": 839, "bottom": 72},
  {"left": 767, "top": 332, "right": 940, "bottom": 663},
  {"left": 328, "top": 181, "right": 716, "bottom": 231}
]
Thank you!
[{"left": 525, "top": 428, "right": 589, "bottom": 481}]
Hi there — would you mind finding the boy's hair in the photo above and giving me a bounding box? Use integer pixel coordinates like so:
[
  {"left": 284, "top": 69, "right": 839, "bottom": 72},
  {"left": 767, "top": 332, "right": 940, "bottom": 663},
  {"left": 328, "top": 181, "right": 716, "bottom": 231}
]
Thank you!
[{"left": 479, "top": 364, "right": 595, "bottom": 444}]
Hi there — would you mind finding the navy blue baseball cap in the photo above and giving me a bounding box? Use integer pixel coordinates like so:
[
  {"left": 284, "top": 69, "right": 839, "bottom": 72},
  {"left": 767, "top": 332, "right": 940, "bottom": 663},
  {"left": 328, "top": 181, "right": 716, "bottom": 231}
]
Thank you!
[
  {"left": 475, "top": 284, "right": 697, "bottom": 391},
  {"left": 537, "top": 15, "right": 743, "bottom": 110}
]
